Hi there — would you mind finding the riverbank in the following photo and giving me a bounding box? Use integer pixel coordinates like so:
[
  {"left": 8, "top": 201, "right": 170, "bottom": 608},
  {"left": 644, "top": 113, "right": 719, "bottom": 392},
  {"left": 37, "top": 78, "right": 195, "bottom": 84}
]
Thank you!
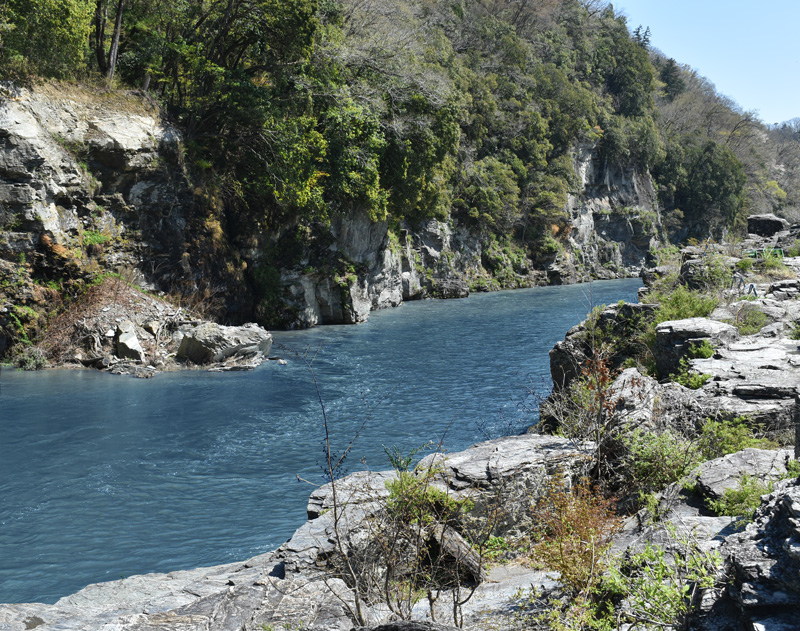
[
  {"left": 0, "top": 280, "right": 643, "bottom": 607},
  {"left": 4, "top": 228, "right": 800, "bottom": 629},
  {"left": 15, "top": 275, "right": 274, "bottom": 375}
]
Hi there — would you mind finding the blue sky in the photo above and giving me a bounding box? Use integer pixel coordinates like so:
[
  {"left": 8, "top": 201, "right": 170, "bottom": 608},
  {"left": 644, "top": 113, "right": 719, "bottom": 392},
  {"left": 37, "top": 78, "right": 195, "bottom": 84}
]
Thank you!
[{"left": 616, "top": 0, "right": 800, "bottom": 125}]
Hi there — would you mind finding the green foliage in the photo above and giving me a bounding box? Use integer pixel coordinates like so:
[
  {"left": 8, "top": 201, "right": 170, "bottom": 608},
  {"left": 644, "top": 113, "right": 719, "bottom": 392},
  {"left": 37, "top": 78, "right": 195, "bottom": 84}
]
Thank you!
[
  {"left": 321, "top": 100, "right": 388, "bottom": 219},
  {"left": 791, "top": 322, "right": 800, "bottom": 341},
  {"left": 4, "top": 0, "right": 93, "bottom": 77},
  {"left": 651, "top": 285, "right": 718, "bottom": 325},
  {"left": 758, "top": 248, "right": 793, "bottom": 278},
  {"left": 655, "top": 138, "right": 747, "bottom": 234},
  {"left": 688, "top": 339, "right": 715, "bottom": 359},
  {"left": 698, "top": 416, "right": 777, "bottom": 461},
  {"left": 734, "top": 304, "right": 768, "bottom": 335},
  {"left": 622, "top": 429, "right": 700, "bottom": 495},
  {"left": 735, "top": 257, "right": 754, "bottom": 272},
  {"left": 482, "top": 535, "right": 510, "bottom": 561},
  {"left": 456, "top": 156, "right": 521, "bottom": 235},
  {"left": 383, "top": 442, "right": 431, "bottom": 473},
  {"left": 658, "top": 58, "right": 686, "bottom": 101},
  {"left": 82, "top": 230, "right": 111, "bottom": 246},
  {"left": 787, "top": 240, "right": 800, "bottom": 258},
  {"left": 600, "top": 115, "right": 664, "bottom": 168},
  {"left": 670, "top": 358, "right": 711, "bottom": 390},
  {"left": 707, "top": 474, "right": 772, "bottom": 523},
  {"left": 385, "top": 470, "right": 471, "bottom": 526},
  {"left": 605, "top": 534, "right": 720, "bottom": 629}
]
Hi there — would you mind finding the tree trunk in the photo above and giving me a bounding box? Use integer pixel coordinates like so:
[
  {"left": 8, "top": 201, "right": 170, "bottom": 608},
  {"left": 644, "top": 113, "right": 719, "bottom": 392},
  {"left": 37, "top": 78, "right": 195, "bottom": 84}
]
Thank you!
[
  {"left": 106, "top": 0, "right": 125, "bottom": 84},
  {"left": 94, "top": 0, "right": 107, "bottom": 74}
]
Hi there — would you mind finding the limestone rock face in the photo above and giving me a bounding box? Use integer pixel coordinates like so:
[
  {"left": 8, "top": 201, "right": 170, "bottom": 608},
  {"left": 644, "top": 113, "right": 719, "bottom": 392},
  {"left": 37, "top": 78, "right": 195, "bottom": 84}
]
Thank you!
[
  {"left": 114, "top": 320, "right": 145, "bottom": 362},
  {"left": 560, "top": 142, "right": 661, "bottom": 281},
  {"left": 747, "top": 213, "right": 790, "bottom": 237},
  {"left": 176, "top": 322, "right": 272, "bottom": 364},
  {"left": 687, "top": 480, "right": 800, "bottom": 631}
]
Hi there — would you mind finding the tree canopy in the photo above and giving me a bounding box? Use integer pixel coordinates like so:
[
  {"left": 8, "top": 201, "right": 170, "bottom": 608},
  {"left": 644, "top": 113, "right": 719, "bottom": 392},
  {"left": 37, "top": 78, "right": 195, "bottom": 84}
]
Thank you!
[{"left": 3, "top": 0, "right": 796, "bottom": 251}]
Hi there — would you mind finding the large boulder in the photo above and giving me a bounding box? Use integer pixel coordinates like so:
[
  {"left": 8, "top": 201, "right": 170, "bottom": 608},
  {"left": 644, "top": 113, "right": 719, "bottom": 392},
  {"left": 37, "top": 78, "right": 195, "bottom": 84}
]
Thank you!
[
  {"left": 176, "top": 322, "right": 272, "bottom": 364},
  {"left": 419, "top": 434, "right": 593, "bottom": 536},
  {"left": 606, "top": 367, "right": 705, "bottom": 435},
  {"left": 747, "top": 213, "right": 790, "bottom": 237},
  {"left": 114, "top": 320, "right": 145, "bottom": 362},
  {"left": 653, "top": 317, "right": 738, "bottom": 378}
]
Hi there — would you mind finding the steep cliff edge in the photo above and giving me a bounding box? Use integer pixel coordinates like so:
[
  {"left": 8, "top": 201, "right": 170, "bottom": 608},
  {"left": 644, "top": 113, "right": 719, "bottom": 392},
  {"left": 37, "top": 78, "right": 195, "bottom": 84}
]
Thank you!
[{"left": 0, "top": 83, "right": 663, "bottom": 357}]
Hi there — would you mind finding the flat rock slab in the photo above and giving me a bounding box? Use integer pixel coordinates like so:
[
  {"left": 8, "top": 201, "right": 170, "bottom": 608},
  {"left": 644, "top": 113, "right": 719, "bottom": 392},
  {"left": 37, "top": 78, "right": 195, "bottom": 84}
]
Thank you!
[
  {"left": 418, "top": 434, "right": 594, "bottom": 491},
  {"left": 654, "top": 317, "right": 738, "bottom": 377},
  {"left": 695, "top": 448, "right": 795, "bottom": 502}
]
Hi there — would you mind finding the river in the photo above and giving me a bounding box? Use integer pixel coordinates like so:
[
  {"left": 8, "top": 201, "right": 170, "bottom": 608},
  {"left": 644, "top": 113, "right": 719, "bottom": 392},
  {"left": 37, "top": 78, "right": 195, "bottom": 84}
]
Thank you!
[{"left": 0, "top": 278, "right": 640, "bottom": 604}]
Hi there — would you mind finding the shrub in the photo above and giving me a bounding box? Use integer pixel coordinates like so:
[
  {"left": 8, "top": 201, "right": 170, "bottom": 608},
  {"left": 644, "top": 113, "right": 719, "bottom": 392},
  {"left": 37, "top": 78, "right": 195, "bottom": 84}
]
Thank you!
[
  {"left": 734, "top": 304, "right": 768, "bottom": 335},
  {"left": 82, "top": 230, "right": 111, "bottom": 246},
  {"left": 532, "top": 477, "right": 620, "bottom": 596},
  {"left": 622, "top": 429, "right": 700, "bottom": 495},
  {"left": 541, "top": 355, "right": 617, "bottom": 444},
  {"left": 707, "top": 474, "right": 771, "bottom": 523},
  {"left": 482, "top": 535, "right": 510, "bottom": 561},
  {"left": 698, "top": 417, "right": 777, "bottom": 460},
  {"left": 385, "top": 469, "right": 470, "bottom": 526},
  {"left": 670, "top": 357, "right": 712, "bottom": 389},
  {"left": 790, "top": 322, "right": 800, "bottom": 340},
  {"left": 699, "top": 253, "right": 732, "bottom": 290},
  {"left": 735, "top": 257, "right": 754, "bottom": 272},
  {"left": 652, "top": 285, "right": 718, "bottom": 326},
  {"left": 687, "top": 339, "right": 715, "bottom": 359},
  {"left": 605, "top": 533, "right": 720, "bottom": 629},
  {"left": 787, "top": 239, "right": 800, "bottom": 257},
  {"left": 14, "top": 346, "right": 47, "bottom": 371},
  {"left": 758, "top": 248, "right": 794, "bottom": 279}
]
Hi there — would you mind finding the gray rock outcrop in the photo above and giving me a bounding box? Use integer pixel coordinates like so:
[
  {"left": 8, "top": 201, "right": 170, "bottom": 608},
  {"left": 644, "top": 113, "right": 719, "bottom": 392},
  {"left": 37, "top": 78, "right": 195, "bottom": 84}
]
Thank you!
[
  {"left": 176, "top": 322, "right": 272, "bottom": 365},
  {"left": 549, "top": 302, "right": 657, "bottom": 389},
  {"left": 0, "top": 434, "right": 592, "bottom": 631},
  {"left": 689, "top": 480, "right": 800, "bottom": 630},
  {"left": 653, "top": 317, "right": 738, "bottom": 378},
  {"left": 559, "top": 142, "right": 661, "bottom": 281},
  {"left": 747, "top": 213, "right": 790, "bottom": 237},
  {"left": 694, "top": 448, "right": 795, "bottom": 502}
]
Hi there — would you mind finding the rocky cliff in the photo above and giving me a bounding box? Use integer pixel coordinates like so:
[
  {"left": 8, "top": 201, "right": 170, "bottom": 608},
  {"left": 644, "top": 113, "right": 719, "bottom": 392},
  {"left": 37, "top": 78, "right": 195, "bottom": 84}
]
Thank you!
[{"left": 0, "top": 82, "right": 663, "bottom": 357}]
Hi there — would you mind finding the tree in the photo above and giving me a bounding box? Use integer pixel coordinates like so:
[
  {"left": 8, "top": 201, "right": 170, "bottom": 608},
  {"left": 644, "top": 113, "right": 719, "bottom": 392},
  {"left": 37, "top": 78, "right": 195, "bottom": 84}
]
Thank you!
[
  {"left": 5, "top": 0, "right": 93, "bottom": 76},
  {"left": 93, "top": 0, "right": 126, "bottom": 83},
  {"left": 659, "top": 58, "right": 686, "bottom": 101},
  {"left": 632, "top": 24, "right": 650, "bottom": 48},
  {"left": 657, "top": 139, "right": 747, "bottom": 233}
]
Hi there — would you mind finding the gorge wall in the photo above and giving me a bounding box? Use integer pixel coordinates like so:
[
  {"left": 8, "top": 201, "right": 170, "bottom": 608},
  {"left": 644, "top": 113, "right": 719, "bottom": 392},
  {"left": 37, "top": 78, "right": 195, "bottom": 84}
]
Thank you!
[{"left": 0, "top": 84, "right": 663, "bottom": 354}]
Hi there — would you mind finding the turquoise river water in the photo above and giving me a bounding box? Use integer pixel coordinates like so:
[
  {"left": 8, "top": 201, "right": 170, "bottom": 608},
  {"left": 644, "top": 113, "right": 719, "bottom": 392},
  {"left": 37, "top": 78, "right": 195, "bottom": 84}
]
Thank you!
[{"left": 0, "top": 278, "right": 640, "bottom": 604}]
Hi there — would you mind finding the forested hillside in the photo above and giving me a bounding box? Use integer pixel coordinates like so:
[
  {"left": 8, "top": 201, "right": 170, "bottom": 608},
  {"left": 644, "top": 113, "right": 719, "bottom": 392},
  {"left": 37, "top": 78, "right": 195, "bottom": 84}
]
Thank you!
[{"left": 2, "top": 0, "right": 800, "bottom": 349}]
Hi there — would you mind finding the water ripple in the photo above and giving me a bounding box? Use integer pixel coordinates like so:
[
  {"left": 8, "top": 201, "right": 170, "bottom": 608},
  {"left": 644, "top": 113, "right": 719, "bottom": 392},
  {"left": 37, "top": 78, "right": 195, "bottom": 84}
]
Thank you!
[{"left": 0, "top": 279, "right": 640, "bottom": 603}]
